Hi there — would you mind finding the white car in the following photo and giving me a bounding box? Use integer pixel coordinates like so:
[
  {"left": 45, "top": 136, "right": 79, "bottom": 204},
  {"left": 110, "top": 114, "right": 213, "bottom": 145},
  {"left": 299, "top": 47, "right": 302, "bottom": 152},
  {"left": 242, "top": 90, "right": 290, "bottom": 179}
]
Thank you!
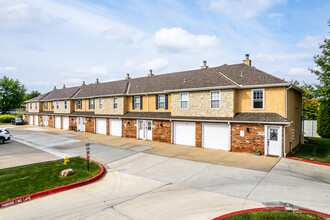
[{"left": 0, "top": 128, "right": 11, "bottom": 144}]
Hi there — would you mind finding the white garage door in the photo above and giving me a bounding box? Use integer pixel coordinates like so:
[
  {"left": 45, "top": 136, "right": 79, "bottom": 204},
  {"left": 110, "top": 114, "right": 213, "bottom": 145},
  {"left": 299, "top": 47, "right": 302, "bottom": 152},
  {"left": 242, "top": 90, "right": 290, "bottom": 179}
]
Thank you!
[
  {"left": 62, "top": 117, "right": 69, "bottom": 130},
  {"left": 29, "top": 115, "right": 33, "bottom": 125},
  {"left": 202, "top": 123, "right": 230, "bottom": 150},
  {"left": 96, "top": 118, "right": 107, "bottom": 135},
  {"left": 34, "top": 115, "right": 38, "bottom": 126},
  {"left": 55, "top": 116, "right": 61, "bottom": 129},
  {"left": 174, "top": 122, "right": 195, "bottom": 146},
  {"left": 110, "top": 119, "right": 122, "bottom": 136}
]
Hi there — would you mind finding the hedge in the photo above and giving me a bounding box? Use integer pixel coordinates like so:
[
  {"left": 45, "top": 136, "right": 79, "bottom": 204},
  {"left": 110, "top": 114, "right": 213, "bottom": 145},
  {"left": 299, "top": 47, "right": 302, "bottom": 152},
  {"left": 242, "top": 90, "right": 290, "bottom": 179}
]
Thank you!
[{"left": 0, "top": 115, "right": 16, "bottom": 123}]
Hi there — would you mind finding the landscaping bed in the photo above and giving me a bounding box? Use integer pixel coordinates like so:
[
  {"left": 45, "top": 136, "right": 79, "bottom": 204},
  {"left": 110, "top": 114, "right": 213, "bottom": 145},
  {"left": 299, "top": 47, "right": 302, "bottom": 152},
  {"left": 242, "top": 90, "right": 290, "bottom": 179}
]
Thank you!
[
  {"left": 0, "top": 157, "right": 101, "bottom": 203},
  {"left": 291, "top": 137, "right": 330, "bottom": 164}
]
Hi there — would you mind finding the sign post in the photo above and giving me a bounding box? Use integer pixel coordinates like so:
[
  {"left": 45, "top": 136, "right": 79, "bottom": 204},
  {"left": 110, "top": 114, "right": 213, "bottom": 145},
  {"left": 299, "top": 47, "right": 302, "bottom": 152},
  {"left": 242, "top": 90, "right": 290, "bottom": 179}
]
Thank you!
[{"left": 86, "top": 142, "right": 90, "bottom": 171}]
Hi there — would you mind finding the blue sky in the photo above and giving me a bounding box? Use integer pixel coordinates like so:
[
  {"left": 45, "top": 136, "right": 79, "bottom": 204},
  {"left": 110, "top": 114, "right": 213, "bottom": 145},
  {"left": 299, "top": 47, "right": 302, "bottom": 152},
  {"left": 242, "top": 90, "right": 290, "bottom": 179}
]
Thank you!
[{"left": 0, "top": 0, "right": 329, "bottom": 93}]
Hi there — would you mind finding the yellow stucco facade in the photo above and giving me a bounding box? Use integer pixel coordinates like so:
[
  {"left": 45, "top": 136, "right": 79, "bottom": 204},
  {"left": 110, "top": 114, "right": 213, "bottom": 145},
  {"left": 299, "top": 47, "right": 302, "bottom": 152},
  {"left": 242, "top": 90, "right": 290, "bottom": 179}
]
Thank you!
[{"left": 125, "top": 94, "right": 171, "bottom": 113}]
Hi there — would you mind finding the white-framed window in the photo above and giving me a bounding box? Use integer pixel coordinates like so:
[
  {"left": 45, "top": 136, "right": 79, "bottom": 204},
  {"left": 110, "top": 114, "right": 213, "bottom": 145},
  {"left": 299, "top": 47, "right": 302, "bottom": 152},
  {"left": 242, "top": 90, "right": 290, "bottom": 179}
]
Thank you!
[
  {"left": 134, "top": 96, "right": 141, "bottom": 109},
  {"left": 158, "top": 95, "right": 165, "bottom": 109},
  {"left": 30, "top": 103, "right": 32, "bottom": 109},
  {"left": 99, "top": 98, "right": 103, "bottom": 109},
  {"left": 35, "top": 103, "right": 37, "bottom": 109},
  {"left": 76, "top": 100, "right": 82, "bottom": 110},
  {"left": 64, "top": 100, "right": 67, "bottom": 109},
  {"left": 56, "top": 101, "right": 59, "bottom": 109},
  {"left": 52, "top": 101, "right": 55, "bottom": 109},
  {"left": 211, "top": 91, "right": 220, "bottom": 109},
  {"left": 113, "top": 97, "right": 118, "bottom": 109},
  {"left": 89, "top": 99, "right": 95, "bottom": 110},
  {"left": 252, "top": 89, "right": 265, "bottom": 109},
  {"left": 44, "top": 102, "right": 47, "bottom": 109},
  {"left": 180, "top": 93, "right": 188, "bottom": 109}
]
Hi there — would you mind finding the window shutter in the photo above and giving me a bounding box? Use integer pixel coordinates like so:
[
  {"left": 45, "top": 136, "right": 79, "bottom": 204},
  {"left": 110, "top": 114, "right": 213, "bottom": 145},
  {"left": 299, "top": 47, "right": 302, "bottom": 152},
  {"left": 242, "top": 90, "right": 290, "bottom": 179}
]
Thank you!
[
  {"left": 156, "top": 95, "right": 159, "bottom": 109},
  {"left": 165, "top": 94, "right": 168, "bottom": 109},
  {"left": 132, "top": 97, "right": 135, "bottom": 110},
  {"left": 140, "top": 96, "right": 143, "bottom": 110}
]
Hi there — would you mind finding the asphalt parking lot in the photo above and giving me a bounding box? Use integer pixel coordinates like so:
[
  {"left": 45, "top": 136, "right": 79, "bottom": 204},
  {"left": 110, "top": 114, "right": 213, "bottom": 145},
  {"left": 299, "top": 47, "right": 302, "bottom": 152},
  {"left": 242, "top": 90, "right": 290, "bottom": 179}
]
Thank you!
[{"left": 1, "top": 126, "right": 329, "bottom": 219}]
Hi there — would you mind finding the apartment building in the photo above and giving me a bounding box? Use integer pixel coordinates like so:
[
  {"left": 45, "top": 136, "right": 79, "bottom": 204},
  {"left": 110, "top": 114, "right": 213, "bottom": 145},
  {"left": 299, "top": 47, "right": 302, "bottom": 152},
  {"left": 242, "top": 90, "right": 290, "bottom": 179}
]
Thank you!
[{"left": 24, "top": 56, "right": 303, "bottom": 157}]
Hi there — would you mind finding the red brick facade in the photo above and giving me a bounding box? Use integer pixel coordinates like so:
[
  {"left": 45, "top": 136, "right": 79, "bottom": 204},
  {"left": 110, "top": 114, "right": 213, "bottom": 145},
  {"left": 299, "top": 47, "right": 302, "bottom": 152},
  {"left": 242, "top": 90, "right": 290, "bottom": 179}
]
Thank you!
[
  {"left": 231, "top": 123, "right": 265, "bottom": 154},
  {"left": 195, "top": 122, "right": 202, "bottom": 147},
  {"left": 122, "top": 119, "right": 137, "bottom": 138},
  {"left": 85, "top": 117, "right": 94, "bottom": 133},
  {"left": 39, "top": 115, "right": 44, "bottom": 125},
  {"left": 48, "top": 116, "right": 54, "bottom": 128},
  {"left": 24, "top": 115, "right": 28, "bottom": 124},
  {"left": 152, "top": 120, "right": 171, "bottom": 143},
  {"left": 106, "top": 118, "right": 110, "bottom": 135},
  {"left": 69, "top": 117, "right": 77, "bottom": 131}
]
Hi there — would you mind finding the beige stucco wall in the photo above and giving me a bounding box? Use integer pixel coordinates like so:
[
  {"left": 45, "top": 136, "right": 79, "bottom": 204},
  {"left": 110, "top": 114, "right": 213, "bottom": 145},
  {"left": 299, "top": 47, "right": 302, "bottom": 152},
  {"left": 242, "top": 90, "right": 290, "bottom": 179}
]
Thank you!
[
  {"left": 234, "top": 87, "right": 286, "bottom": 117},
  {"left": 53, "top": 100, "right": 72, "bottom": 114},
  {"left": 171, "top": 90, "right": 234, "bottom": 117},
  {"left": 95, "top": 97, "right": 124, "bottom": 115},
  {"left": 28, "top": 102, "right": 40, "bottom": 113}
]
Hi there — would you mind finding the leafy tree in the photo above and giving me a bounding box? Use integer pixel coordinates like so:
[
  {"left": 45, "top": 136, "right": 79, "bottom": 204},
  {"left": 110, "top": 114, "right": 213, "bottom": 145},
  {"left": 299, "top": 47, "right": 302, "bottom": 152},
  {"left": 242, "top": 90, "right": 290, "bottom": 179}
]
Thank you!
[
  {"left": 0, "top": 76, "right": 26, "bottom": 112},
  {"left": 317, "top": 101, "right": 330, "bottom": 138},
  {"left": 24, "top": 90, "right": 41, "bottom": 101}
]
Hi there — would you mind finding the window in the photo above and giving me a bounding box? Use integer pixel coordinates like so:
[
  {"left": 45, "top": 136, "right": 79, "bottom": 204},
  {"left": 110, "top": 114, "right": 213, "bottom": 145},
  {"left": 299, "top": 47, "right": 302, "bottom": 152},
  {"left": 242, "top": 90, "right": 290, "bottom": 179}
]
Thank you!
[
  {"left": 180, "top": 93, "right": 188, "bottom": 109},
  {"left": 269, "top": 128, "right": 278, "bottom": 141},
  {"left": 89, "top": 99, "right": 95, "bottom": 110},
  {"left": 44, "top": 102, "right": 47, "bottom": 109},
  {"left": 35, "top": 103, "right": 37, "bottom": 109},
  {"left": 56, "top": 101, "right": 59, "bottom": 109},
  {"left": 211, "top": 91, "right": 220, "bottom": 108},
  {"left": 76, "top": 100, "right": 82, "bottom": 110},
  {"left": 113, "top": 97, "right": 118, "bottom": 109},
  {"left": 158, "top": 95, "right": 165, "bottom": 109},
  {"left": 30, "top": 103, "right": 32, "bottom": 109},
  {"left": 99, "top": 98, "right": 103, "bottom": 109},
  {"left": 134, "top": 96, "right": 141, "bottom": 109},
  {"left": 52, "top": 101, "right": 55, "bottom": 109},
  {"left": 252, "top": 89, "right": 264, "bottom": 109},
  {"left": 64, "top": 100, "right": 67, "bottom": 109}
]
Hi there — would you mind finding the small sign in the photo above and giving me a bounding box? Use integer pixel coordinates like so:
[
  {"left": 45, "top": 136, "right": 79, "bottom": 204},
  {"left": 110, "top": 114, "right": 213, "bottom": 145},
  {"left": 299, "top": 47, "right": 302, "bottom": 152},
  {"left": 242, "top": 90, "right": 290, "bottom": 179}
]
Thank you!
[
  {"left": 240, "top": 130, "right": 244, "bottom": 137},
  {"left": 258, "top": 132, "right": 265, "bottom": 136}
]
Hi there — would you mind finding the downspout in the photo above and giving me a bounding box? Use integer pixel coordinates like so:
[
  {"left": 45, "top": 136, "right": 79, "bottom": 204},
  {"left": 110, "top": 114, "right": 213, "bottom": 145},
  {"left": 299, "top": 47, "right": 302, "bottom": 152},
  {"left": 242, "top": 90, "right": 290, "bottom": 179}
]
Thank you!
[
  {"left": 228, "top": 122, "right": 231, "bottom": 151},
  {"left": 284, "top": 84, "right": 292, "bottom": 157}
]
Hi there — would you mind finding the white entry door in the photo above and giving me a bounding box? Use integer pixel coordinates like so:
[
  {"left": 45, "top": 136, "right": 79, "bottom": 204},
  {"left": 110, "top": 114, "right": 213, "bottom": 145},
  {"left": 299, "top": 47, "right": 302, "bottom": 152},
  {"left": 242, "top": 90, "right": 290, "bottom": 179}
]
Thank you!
[
  {"left": 109, "top": 119, "right": 122, "bottom": 136},
  {"left": 266, "top": 126, "right": 282, "bottom": 156},
  {"left": 96, "top": 118, "right": 107, "bottom": 135},
  {"left": 34, "top": 115, "right": 38, "bottom": 126},
  {"left": 29, "top": 115, "right": 33, "bottom": 125},
  {"left": 77, "top": 117, "right": 85, "bottom": 132},
  {"left": 174, "top": 122, "right": 195, "bottom": 146},
  {"left": 62, "top": 117, "right": 69, "bottom": 130},
  {"left": 202, "top": 123, "right": 230, "bottom": 150},
  {"left": 43, "top": 116, "right": 49, "bottom": 127},
  {"left": 55, "top": 116, "right": 61, "bottom": 129},
  {"left": 138, "top": 120, "right": 152, "bottom": 140}
]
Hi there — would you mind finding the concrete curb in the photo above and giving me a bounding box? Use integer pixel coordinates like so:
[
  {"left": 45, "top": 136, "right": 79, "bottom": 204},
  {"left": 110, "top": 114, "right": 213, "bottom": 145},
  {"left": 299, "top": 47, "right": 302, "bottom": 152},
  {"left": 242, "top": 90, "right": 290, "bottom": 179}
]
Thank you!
[
  {"left": 0, "top": 156, "right": 105, "bottom": 209},
  {"left": 212, "top": 207, "right": 330, "bottom": 219},
  {"left": 286, "top": 157, "right": 330, "bottom": 166}
]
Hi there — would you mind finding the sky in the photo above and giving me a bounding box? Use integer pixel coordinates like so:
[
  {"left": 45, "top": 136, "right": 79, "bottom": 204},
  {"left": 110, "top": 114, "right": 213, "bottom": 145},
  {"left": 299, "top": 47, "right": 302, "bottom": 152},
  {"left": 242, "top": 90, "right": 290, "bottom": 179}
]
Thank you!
[{"left": 0, "top": 0, "right": 329, "bottom": 93}]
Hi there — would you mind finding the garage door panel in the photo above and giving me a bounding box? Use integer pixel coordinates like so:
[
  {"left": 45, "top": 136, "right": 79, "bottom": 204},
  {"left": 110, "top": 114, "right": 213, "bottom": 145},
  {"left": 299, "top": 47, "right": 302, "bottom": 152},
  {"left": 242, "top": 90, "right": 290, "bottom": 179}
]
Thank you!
[
  {"left": 62, "top": 117, "right": 69, "bottom": 130},
  {"left": 110, "top": 119, "right": 122, "bottom": 136},
  {"left": 96, "top": 118, "right": 107, "bottom": 135},
  {"left": 174, "top": 122, "right": 195, "bottom": 146},
  {"left": 202, "top": 123, "right": 229, "bottom": 150},
  {"left": 29, "top": 116, "right": 33, "bottom": 125},
  {"left": 34, "top": 115, "right": 38, "bottom": 126}
]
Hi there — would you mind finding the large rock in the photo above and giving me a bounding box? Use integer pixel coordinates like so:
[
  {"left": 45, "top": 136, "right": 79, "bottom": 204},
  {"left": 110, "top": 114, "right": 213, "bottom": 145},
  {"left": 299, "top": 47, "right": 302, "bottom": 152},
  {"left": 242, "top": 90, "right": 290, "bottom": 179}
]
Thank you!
[{"left": 60, "top": 169, "right": 75, "bottom": 177}]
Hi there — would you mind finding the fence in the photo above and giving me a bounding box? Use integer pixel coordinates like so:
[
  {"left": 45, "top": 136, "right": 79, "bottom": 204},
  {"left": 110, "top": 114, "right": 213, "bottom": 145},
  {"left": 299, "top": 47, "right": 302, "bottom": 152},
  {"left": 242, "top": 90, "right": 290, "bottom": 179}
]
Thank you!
[{"left": 303, "top": 120, "right": 320, "bottom": 137}]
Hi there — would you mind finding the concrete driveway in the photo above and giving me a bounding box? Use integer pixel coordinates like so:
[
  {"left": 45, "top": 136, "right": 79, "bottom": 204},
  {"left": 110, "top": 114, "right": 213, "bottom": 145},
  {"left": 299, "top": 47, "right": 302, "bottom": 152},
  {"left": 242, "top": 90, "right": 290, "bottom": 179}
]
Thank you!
[{"left": 0, "top": 126, "right": 329, "bottom": 219}]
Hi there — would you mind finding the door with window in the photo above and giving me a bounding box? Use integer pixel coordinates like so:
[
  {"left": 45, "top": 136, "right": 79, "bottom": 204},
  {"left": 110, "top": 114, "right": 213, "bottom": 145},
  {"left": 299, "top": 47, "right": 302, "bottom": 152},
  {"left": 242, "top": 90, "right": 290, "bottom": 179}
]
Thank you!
[
  {"left": 138, "top": 120, "right": 152, "bottom": 140},
  {"left": 77, "top": 117, "right": 85, "bottom": 132},
  {"left": 267, "top": 126, "right": 282, "bottom": 156}
]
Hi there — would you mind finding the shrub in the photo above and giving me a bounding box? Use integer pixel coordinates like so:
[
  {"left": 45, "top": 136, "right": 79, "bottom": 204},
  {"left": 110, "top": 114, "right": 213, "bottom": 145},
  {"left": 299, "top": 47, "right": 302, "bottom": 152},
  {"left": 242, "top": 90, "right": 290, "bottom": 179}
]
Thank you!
[
  {"left": 17, "top": 113, "right": 23, "bottom": 118},
  {"left": 317, "top": 100, "right": 330, "bottom": 138},
  {"left": 0, "top": 115, "right": 16, "bottom": 123}
]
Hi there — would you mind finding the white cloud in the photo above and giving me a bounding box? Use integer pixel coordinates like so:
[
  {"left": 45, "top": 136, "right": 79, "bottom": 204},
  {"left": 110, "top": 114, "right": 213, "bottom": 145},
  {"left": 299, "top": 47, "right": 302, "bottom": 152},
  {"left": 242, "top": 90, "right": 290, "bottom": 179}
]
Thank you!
[
  {"left": 62, "top": 66, "right": 108, "bottom": 77},
  {"left": 0, "top": 66, "right": 17, "bottom": 73},
  {"left": 207, "top": 0, "right": 286, "bottom": 19},
  {"left": 255, "top": 52, "right": 311, "bottom": 62},
  {"left": 22, "top": 81, "right": 52, "bottom": 86},
  {"left": 154, "top": 27, "right": 219, "bottom": 52},
  {"left": 288, "top": 67, "right": 311, "bottom": 76},
  {"left": 297, "top": 35, "right": 326, "bottom": 50},
  {"left": 142, "top": 58, "right": 169, "bottom": 71}
]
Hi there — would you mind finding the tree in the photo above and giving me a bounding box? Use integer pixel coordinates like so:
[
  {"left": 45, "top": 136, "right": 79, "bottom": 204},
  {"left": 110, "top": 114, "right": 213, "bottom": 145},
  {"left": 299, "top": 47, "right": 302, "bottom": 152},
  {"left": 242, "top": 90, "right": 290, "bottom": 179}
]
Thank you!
[
  {"left": 0, "top": 76, "right": 26, "bottom": 112},
  {"left": 317, "top": 101, "right": 330, "bottom": 138},
  {"left": 24, "top": 90, "right": 41, "bottom": 101}
]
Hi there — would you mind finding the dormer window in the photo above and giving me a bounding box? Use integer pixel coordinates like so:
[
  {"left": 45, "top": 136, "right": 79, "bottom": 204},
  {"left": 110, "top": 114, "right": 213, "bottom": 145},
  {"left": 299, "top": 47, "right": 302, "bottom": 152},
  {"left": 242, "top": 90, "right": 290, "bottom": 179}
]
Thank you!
[{"left": 252, "top": 89, "right": 264, "bottom": 109}]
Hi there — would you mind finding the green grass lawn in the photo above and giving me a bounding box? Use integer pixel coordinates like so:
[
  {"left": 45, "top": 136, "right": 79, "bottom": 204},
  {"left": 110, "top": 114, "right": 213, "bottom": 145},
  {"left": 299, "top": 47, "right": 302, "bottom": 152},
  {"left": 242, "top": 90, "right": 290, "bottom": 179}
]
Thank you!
[
  {"left": 292, "top": 137, "right": 330, "bottom": 164},
  {"left": 0, "top": 157, "right": 101, "bottom": 203},
  {"left": 224, "top": 210, "right": 327, "bottom": 220}
]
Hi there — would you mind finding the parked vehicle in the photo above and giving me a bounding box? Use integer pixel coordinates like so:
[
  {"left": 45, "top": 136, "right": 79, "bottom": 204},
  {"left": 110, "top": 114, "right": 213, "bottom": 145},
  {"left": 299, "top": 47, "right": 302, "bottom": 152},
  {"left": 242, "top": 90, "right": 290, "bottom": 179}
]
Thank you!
[
  {"left": 11, "top": 118, "right": 25, "bottom": 125},
  {"left": 0, "top": 128, "right": 10, "bottom": 144}
]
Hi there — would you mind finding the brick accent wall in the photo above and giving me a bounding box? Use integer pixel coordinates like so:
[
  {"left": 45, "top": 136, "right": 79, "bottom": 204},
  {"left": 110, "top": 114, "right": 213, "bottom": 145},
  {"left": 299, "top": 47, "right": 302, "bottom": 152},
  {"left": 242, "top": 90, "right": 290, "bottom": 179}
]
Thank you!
[
  {"left": 152, "top": 120, "right": 171, "bottom": 143},
  {"left": 195, "top": 122, "right": 202, "bottom": 147},
  {"left": 85, "top": 117, "right": 94, "bottom": 133},
  {"left": 122, "top": 119, "right": 137, "bottom": 138},
  {"left": 48, "top": 116, "right": 54, "bottom": 128},
  {"left": 106, "top": 118, "right": 110, "bottom": 135},
  {"left": 24, "top": 115, "right": 28, "bottom": 124},
  {"left": 231, "top": 123, "right": 265, "bottom": 154},
  {"left": 69, "top": 117, "right": 77, "bottom": 131},
  {"left": 39, "top": 115, "right": 44, "bottom": 125}
]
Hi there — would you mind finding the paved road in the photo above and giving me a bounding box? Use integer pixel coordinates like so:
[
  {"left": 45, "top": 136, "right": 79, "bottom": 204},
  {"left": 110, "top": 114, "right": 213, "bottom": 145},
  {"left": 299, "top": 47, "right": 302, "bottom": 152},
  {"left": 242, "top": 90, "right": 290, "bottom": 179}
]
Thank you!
[{"left": 0, "top": 126, "right": 329, "bottom": 219}]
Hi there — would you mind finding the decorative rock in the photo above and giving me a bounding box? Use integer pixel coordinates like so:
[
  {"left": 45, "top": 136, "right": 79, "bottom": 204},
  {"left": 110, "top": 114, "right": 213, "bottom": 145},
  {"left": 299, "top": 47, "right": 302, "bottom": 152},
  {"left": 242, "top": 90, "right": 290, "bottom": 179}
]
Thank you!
[{"left": 60, "top": 169, "right": 75, "bottom": 177}]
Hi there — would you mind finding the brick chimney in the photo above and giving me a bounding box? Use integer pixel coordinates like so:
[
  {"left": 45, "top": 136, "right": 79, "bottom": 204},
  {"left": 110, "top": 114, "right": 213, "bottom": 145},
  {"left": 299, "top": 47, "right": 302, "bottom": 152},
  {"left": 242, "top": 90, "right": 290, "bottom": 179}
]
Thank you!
[
  {"left": 95, "top": 78, "right": 100, "bottom": 84},
  {"left": 53, "top": 86, "right": 57, "bottom": 90},
  {"left": 62, "top": 84, "right": 66, "bottom": 89},
  {"left": 148, "top": 69, "right": 154, "bottom": 77},
  {"left": 125, "top": 73, "right": 131, "bottom": 80},
  {"left": 82, "top": 81, "right": 86, "bottom": 86},
  {"left": 243, "top": 54, "right": 252, "bottom": 66},
  {"left": 201, "top": 60, "right": 208, "bottom": 69}
]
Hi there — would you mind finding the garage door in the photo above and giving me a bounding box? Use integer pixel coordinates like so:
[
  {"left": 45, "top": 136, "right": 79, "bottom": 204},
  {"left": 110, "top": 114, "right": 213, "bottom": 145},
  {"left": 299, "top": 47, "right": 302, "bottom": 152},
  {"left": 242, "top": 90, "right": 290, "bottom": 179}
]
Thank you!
[
  {"left": 55, "top": 116, "right": 61, "bottom": 129},
  {"left": 96, "top": 118, "right": 107, "bottom": 135},
  {"left": 29, "top": 115, "right": 33, "bottom": 125},
  {"left": 202, "top": 123, "right": 230, "bottom": 150},
  {"left": 62, "top": 117, "right": 69, "bottom": 130},
  {"left": 174, "top": 122, "right": 195, "bottom": 146},
  {"left": 110, "top": 119, "right": 122, "bottom": 136},
  {"left": 34, "top": 115, "right": 38, "bottom": 126}
]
